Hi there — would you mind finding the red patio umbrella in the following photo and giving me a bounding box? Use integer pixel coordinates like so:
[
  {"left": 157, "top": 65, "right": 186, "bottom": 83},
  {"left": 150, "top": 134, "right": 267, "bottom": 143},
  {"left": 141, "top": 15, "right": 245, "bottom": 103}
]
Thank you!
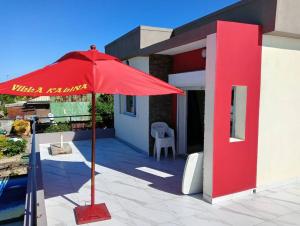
[{"left": 0, "top": 45, "right": 183, "bottom": 224}]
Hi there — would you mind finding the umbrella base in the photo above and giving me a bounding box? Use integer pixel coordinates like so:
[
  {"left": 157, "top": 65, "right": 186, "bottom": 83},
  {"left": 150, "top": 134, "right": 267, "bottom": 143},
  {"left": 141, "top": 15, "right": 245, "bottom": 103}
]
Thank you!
[{"left": 74, "top": 203, "right": 111, "bottom": 225}]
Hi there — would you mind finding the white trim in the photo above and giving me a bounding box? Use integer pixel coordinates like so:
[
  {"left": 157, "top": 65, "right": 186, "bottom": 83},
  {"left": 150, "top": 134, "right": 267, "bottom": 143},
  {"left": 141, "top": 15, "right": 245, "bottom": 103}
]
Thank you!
[
  {"left": 229, "top": 138, "right": 244, "bottom": 143},
  {"left": 204, "top": 189, "right": 255, "bottom": 204},
  {"left": 140, "top": 25, "right": 173, "bottom": 32},
  {"left": 170, "top": 71, "right": 205, "bottom": 156},
  {"left": 177, "top": 93, "right": 187, "bottom": 155},
  {"left": 168, "top": 70, "right": 205, "bottom": 89},
  {"left": 119, "top": 95, "right": 136, "bottom": 117},
  {"left": 255, "top": 177, "right": 300, "bottom": 193},
  {"left": 230, "top": 86, "right": 247, "bottom": 141}
]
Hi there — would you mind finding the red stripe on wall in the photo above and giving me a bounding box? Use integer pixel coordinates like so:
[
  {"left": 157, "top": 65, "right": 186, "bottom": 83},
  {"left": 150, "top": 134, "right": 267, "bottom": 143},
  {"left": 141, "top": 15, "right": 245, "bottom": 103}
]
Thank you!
[{"left": 172, "top": 49, "right": 206, "bottom": 73}]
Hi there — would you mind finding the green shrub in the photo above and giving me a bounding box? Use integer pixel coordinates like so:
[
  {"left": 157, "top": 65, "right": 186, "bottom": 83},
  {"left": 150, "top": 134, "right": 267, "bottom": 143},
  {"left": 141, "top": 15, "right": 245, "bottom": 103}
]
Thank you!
[
  {"left": 44, "top": 123, "right": 71, "bottom": 133},
  {"left": 0, "top": 137, "right": 27, "bottom": 157},
  {"left": 4, "top": 139, "right": 27, "bottom": 157}
]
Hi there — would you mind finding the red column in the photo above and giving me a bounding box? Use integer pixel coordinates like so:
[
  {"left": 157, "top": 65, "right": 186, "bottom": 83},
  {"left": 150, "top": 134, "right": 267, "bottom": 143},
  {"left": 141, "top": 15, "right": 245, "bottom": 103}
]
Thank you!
[{"left": 212, "top": 21, "right": 262, "bottom": 198}]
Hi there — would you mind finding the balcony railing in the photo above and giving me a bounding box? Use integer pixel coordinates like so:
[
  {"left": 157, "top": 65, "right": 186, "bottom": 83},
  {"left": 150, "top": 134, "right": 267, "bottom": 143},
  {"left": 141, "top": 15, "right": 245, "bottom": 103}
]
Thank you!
[
  {"left": 24, "top": 119, "right": 47, "bottom": 226},
  {"left": 23, "top": 114, "right": 114, "bottom": 225}
]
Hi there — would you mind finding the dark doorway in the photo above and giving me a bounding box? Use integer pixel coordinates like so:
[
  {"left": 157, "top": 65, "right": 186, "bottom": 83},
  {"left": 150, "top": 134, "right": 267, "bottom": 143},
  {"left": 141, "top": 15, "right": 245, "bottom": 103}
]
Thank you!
[{"left": 187, "top": 90, "right": 205, "bottom": 154}]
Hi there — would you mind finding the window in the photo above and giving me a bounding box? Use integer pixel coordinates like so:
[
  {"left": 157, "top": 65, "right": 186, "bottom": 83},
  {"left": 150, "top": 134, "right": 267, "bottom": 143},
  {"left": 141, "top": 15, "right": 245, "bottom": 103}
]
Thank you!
[
  {"left": 230, "top": 86, "right": 247, "bottom": 142},
  {"left": 120, "top": 95, "right": 136, "bottom": 116}
]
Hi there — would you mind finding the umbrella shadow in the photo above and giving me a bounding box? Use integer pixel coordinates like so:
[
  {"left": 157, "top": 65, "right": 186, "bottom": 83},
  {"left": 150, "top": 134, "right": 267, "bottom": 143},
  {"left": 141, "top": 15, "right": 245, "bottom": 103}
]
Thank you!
[
  {"left": 41, "top": 159, "right": 98, "bottom": 201},
  {"left": 72, "top": 139, "right": 186, "bottom": 195},
  {"left": 40, "top": 138, "right": 186, "bottom": 207}
]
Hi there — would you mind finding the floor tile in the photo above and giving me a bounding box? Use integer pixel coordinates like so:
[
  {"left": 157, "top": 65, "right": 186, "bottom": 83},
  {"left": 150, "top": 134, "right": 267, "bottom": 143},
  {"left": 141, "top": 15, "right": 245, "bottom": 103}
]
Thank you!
[{"left": 39, "top": 138, "right": 300, "bottom": 226}]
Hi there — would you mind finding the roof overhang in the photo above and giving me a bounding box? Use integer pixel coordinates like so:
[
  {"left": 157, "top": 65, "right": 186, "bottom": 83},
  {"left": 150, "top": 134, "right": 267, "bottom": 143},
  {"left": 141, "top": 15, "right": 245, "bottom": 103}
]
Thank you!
[
  {"left": 105, "top": 0, "right": 300, "bottom": 60},
  {"left": 155, "top": 39, "right": 206, "bottom": 55}
]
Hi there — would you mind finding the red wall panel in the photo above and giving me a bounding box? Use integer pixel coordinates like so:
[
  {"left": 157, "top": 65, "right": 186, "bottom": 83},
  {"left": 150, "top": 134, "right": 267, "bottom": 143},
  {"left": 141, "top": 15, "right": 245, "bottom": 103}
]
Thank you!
[
  {"left": 212, "top": 21, "right": 262, "bottom": 197},
  {"left": 172, "top": 49, "right": 206, "bottom": 73}
]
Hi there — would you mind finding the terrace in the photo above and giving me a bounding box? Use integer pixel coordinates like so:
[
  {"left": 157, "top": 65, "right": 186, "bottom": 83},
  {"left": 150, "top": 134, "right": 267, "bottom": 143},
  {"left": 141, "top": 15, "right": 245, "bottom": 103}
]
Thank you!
[{"left": 31, "top": 134, "right": 300, "bottom": 226}]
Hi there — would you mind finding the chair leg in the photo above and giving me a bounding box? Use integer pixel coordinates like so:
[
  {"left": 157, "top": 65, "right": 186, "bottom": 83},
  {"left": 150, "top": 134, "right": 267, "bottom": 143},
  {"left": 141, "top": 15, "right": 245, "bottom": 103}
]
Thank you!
[
  {"left": 157, "top": 147, "right": 161, "bottom": 161},
  {"left": 172, "top": 144, "right": 176, "bottom": 160},
  {"left": 155, "top": 142, "right": 161, "bottom": 161},
  {"left": 164, "top": 147, "right": 168, "bottom": 158},
  {"left": 153, "top": 142, "right": 156, "bottom": 158}
]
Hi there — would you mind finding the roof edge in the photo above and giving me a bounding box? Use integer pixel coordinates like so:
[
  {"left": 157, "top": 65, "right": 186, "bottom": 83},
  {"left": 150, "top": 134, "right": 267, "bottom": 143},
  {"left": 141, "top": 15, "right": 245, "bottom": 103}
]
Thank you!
[{"left": 105, "top": 25, "right": 173, "bottom": 48}]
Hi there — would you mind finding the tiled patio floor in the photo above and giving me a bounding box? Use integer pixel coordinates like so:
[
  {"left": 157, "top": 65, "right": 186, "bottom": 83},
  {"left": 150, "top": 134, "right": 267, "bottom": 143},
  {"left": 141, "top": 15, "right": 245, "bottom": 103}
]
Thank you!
[{"left": 40, "top": 138, "right": 300, "bottom": 226}]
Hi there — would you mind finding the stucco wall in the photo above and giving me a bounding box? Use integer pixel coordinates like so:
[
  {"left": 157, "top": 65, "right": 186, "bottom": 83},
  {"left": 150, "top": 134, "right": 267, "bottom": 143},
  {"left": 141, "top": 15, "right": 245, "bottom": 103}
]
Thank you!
[
  {"left": 114, "top": 57, "right": 149, "bottom": 152},
  {"left": 257, "top": 35, "right": 300, "bottom": 188}
]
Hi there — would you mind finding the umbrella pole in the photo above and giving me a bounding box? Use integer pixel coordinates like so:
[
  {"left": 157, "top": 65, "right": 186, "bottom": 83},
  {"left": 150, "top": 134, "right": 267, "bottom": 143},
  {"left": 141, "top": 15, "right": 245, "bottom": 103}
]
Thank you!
[
  {"left": 74, "top": 93, "right": 111, "bottom": 224},
  {"left": 91, "top": 92, "right": 96, "bottom": 206}
]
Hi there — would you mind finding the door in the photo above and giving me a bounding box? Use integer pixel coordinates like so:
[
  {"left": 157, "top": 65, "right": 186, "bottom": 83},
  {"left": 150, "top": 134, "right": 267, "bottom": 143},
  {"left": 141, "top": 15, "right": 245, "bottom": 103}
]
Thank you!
[
  {"left": 187, "top": 90, "right": 205, "bottom": 154},
  {"left": 177, "top": 90, "right": 205, "bottom": 155}
]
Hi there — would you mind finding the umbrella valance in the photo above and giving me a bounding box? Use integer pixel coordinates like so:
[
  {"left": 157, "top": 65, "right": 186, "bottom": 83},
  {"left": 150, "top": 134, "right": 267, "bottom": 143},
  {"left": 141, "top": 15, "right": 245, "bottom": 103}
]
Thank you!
[{"left": 0, "top": 48, "right": 183, "bottom": 97}]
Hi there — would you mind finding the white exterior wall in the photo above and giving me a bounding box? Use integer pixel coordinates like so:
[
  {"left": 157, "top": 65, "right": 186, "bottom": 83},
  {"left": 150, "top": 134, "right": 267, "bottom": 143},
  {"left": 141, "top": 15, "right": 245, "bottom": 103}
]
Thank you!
[
  {"left": 114, "top": 57, "right": 149, "bottom": 152},
  {"left": 257, "top": 35, "right": 300, "bottom": 188}
]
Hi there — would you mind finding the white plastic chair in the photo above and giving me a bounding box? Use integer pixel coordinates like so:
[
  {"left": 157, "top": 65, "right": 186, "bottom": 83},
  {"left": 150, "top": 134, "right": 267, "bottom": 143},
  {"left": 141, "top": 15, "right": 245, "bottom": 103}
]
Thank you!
[
  {"left": 48, "top": 112, "right": 55, "bottom": 124},
  {"left": 151, "top": 122, "right": 176, "bottom": 161}
]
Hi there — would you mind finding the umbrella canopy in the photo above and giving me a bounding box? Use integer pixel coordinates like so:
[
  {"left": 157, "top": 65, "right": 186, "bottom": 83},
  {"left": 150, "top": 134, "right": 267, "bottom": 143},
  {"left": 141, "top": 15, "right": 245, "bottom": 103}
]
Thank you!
[
  {"left": 0, "top": 47, "right": 183, "bottom": 96},
  {"left": 0, "top": 46, "right": 183, "bottom": 224}
]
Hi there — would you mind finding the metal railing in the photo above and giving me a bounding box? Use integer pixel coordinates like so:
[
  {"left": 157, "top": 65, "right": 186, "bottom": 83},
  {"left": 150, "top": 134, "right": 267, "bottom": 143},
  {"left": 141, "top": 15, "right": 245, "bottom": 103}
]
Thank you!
[
  {"left": 37, "top": 114, "right": 92, "bottom": 122},
  {"left": 35, "top": 114, "right": 113, "bottom": 132},
  {"left": 24, "top": 120, "right": 36, "bottom": 226},
  {"left": 24, "top": 119, "right": 47, "bottom": 226},
  {"left": 23, "top": 114, "right": 113, "bottom": 225}
]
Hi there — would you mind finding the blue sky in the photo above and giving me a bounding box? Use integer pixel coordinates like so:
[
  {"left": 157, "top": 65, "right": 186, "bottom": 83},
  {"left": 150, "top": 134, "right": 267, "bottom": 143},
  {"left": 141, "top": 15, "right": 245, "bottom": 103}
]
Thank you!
[{"left": 0, "top": 0, "right": 238, "bottom": 81}]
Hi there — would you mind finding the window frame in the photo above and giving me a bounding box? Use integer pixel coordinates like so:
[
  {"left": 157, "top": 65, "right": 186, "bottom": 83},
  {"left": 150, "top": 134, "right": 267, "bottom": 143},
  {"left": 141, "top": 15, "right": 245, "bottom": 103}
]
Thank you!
[
  {"left": 120, "top": 95, "right": 136, "bottom": 117},
  {"left": 230, "top": 86, "right": 247, "bottom": 142}
]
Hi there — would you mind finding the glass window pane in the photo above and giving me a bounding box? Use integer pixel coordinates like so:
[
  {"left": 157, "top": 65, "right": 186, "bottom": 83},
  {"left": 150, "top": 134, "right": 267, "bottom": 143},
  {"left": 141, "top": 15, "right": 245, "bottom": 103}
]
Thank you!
[{"left": 122, "top": 95, "right": 136, "bottom": 115}]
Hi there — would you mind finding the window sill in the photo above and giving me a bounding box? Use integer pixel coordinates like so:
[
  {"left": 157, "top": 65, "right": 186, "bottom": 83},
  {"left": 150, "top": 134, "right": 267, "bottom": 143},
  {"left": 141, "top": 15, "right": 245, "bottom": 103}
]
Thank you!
[
  {"left": 229, "top": 137, "right": 244, "bottom": 143},
  {"left": 122, "top": 112, "right": 136, "bottom": 117}
]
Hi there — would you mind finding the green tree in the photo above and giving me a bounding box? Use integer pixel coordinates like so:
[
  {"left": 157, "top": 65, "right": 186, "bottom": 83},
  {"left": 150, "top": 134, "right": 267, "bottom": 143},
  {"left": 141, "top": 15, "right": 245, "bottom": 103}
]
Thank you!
[
  {"left": 0, "top": 95, "right": 15, "bottom": 105},
  {"left": 0, "top": 95, "right": 16, "bottom": 116},
  {"left": 89, "top": 94, "right": 113, "bottom": 126},
  {"left": 0, "top": 95, "right": 30, "bottom": 116}
]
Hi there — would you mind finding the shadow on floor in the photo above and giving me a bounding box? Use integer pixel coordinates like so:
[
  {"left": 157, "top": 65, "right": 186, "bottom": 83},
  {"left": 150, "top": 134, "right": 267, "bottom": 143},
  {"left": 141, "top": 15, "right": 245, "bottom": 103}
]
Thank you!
[
  {"left": 41, "top": 138, "right": 187, "bottom": 200},
  {"left": 75, "top": 139, "right": 186, "bottom": 195},
  {"left": 41, "top": 160, "right": 99, "bottom": 199}
]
